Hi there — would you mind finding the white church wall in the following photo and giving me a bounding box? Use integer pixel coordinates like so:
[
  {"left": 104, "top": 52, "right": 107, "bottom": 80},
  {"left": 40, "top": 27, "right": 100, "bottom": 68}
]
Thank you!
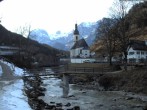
[
  {"left": 82, "top": 50, "right": 90, "bottom": 58},
  {"left": 75, "top": 48, "right": 82, "bottom": 56},
  {"left": 71, "top": 58, "right": 96, "bottom": 63},
  {"left": 70, "top": 50, "right": 74, "bottom": 58}
]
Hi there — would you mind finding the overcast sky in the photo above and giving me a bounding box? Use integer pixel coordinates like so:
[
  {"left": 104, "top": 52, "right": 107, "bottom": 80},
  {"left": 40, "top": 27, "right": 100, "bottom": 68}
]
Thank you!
[{"left": 0, "top": 0, "right": 114, "bottom": 34}]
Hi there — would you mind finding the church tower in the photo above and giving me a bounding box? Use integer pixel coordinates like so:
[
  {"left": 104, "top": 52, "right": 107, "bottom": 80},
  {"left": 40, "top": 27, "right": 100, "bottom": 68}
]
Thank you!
[{"left": 73, "top": 23, "right": 79, "bottom": 42}]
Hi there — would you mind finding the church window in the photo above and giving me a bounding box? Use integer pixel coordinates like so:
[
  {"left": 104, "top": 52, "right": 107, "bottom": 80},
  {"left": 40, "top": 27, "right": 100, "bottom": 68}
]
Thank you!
[
  {"left": 80, "top": 49, "right": 82, "bottom": 54},
  {"left": 76, "top": 36, "right": 78, "bottom": 40}
]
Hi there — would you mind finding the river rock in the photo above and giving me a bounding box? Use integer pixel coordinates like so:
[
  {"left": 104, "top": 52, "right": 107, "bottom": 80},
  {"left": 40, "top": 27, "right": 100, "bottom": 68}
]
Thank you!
[
  {"left": 29, "top": 91, "right": 38, "bottom": 98},
  {"left": 56, "top": 103, "right": 63, "bottom": 107},
  {"left": 73, "top": 106, "right": 80, "bottom": 110},
  {"left": 50, "top": 101, "right": 55, "bottom": 104},
  {"left": 44, "top": 104, "right": 56, "bottom": 109},
  {"left": 38, "top": 86, "right": 46, "bottom": 91},
  {"left": 143, "top": 105, "right": 147, "bottom": 110},
  {"left": 66, "top": 108, "right": 74, "bottom": 110},
  {"left": 125, "top": 97, "right": 134, "bottom": 100},
  {"left": 68, "top": 95, "right": 75, "bottom": 97},
  {"left": 65, "top": 102, "right": 71, "bottom": 107}
]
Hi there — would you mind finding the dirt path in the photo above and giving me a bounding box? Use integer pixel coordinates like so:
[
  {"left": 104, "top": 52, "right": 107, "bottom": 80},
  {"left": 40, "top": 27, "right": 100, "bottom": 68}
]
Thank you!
[{"left": 0, "top": 61, "right": 16, "bottom": 80}]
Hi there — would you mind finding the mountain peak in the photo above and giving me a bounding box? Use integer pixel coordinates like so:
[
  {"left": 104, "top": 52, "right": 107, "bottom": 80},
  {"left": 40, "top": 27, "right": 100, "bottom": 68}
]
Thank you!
[
  {"left": 29, "top": 29, "right": 51, "bottom": 44},
  {"left": 28, "top": 21, "right": 98, "bottom": 50}
]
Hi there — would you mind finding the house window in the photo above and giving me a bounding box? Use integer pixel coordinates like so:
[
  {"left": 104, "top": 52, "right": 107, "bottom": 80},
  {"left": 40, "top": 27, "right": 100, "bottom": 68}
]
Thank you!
[
  {"left": 137, "top": 51, "right": 140, "bottom": 55},
  {"left": 129, "top": 52, "right": 134, "bottom": 55},
  {"left": 141, "top": 52, "right": 144, "bottom": 55}
]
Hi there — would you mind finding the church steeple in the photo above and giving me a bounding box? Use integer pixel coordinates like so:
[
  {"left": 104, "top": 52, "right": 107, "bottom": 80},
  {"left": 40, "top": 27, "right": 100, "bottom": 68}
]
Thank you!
[
  {"left": 73, "top": 23, "right": 79, "bottom": 42},
  {"left": 74, "top": 24, "right": 79, "bottom": 35}
]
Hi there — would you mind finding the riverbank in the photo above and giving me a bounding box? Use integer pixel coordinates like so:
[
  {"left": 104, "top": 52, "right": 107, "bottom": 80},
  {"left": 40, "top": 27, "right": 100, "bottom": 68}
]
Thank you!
[
  {"left": 68, "top": 66, "right": 147, "bottom": 94},
  {"left": 98, "top": 68, "right": 147, "bottom": 94},
  {"left": 62, "top": 67, "right": 147, "bottom": 110}
]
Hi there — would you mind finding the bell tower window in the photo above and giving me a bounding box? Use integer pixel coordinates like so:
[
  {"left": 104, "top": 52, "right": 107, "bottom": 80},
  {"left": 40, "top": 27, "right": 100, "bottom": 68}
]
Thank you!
[{"left": 76, "top": 36, "right": 78, "bottom": 40}]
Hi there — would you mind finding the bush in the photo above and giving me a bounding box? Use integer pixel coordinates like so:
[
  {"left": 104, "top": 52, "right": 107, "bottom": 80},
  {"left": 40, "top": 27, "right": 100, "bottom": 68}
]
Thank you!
[
  {"left": 112, "top": 65, "right": 121, "bottom": 71},
  {"left": 98, "top": 74, "right": 121, "bottom": 90},
  {"left": 98, "top": 75, "right": 112, "bottom": 90}
]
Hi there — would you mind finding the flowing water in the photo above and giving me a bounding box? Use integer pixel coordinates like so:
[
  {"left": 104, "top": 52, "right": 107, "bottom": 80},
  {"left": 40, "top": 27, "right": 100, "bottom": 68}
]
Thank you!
[
  {"left": 0, "top": 68, "right": 147, "bottom": 110},
  {"left": 40, "top": 76, "right": 147, "bottom": 110}
]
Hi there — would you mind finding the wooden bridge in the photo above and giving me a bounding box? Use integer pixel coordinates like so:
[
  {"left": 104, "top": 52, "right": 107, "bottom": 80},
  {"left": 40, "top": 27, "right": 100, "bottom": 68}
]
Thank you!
[
  {"left": 23, "top": 65, "right": 111, "bottom": 77},
  {"left": 23, "top": 65, "right": 113, "bottom": 97}
]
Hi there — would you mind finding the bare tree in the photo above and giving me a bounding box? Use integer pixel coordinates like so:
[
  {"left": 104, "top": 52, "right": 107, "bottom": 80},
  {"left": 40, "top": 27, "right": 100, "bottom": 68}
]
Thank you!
[
  {"left": 109, "top": 0, "right": 131, "bottom": 71},
  {"left": 95, "top": 18, "right": 117, "bottom": 65},
  {"left": 15, "top": 23, "right": 31, "bottom": 38},
  {"left": 15, "top": 23, "right": 32, "bottom": 62}
]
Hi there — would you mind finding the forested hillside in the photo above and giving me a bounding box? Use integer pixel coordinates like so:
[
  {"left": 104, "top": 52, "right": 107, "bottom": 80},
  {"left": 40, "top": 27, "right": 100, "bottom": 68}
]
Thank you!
[{"left": 0, "top": 24, "right": 60, "bottom": 68}]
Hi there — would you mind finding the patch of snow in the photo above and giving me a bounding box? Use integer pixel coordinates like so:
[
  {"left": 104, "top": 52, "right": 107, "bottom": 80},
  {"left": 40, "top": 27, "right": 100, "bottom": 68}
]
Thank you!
[
  {"left": 0, "top": 81, "right": 11, "bottom": 84},
  {"left": 83, "top": 35, "right": 88, "bottom": 39},
  {"left": 49, "top": 32, "right": 69, "bottom": 40},
  {"left": 1, "top": 80, "right": 31, "bottom": 110},
  {"left": 81, "top": 22, "right": 96, "bottom": 27},
  {"left": 0, "top": 60, "right": 23, "bottom": 76},
  {"left": 14, "top": 67, "right": 24, "bottom": 76}
]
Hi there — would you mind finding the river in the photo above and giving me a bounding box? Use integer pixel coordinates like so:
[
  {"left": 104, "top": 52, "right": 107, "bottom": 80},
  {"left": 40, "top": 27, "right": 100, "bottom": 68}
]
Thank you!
[
  {"left": 0, "top": 69, "right": 147, "bottom": 110},
  {"left": 40, "top": 76, "right": 147, "bottom": 110}
]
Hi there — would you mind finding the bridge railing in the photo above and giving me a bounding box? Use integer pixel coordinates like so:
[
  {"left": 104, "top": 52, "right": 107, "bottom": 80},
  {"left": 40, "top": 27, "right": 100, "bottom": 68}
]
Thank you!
[
  {"left": 51, "top": 65, "right": 113, "bottom": 74},
  {"left": 65, "top": 65, "right": 113, "bottom": 74},
  {"left": 23, "top": 64, "right": 113, "bottom": 77}
]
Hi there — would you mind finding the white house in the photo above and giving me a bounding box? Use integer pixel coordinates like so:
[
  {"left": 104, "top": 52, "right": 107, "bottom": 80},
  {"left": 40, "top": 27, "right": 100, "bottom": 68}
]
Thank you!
[
  {"left": 127, "top": 40, "right": 147, "bottom": 63},
  {"left": 70, "top": 24, "right": 95, "bottom": 63}
]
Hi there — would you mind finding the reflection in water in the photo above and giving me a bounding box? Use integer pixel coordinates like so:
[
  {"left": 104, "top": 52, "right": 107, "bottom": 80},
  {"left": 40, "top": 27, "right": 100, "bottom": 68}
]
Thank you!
[
  {"left": 42, "top": 67, "right": 70, "bottom": 97},
  {"left": 62, "top": 74, "right": 69, "bottom": 97}
]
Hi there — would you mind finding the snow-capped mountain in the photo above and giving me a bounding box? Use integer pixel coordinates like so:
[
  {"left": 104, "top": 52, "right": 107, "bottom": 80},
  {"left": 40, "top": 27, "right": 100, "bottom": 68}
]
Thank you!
[
  {"left": 50, "top": 31, "right": 69, "bottom": 40},
  {"left": 29, "top": 29, "right": 52, "bottom": 45},
  {"left": 29, "top": 22, "right": 98, "bottom": 50}
]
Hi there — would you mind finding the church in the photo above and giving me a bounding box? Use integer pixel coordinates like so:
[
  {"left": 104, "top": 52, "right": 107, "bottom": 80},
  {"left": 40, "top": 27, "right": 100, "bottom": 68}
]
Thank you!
[{"left": 70, "top": 24, "right": 95, "bottom": 63}]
